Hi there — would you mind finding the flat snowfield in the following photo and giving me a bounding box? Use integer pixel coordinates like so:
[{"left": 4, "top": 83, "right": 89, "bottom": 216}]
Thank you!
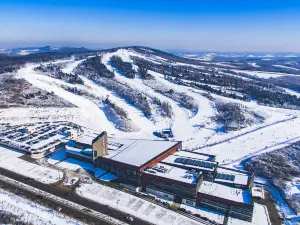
[
  {"left": 56, "top": 158, "right": 95, "bottom": 172},
  {"left": 0, "top": 188, "right": 85, "bottom": 225},
  {"left": 0, "top": 145, "right": 62, "bottom": 184},
  {"left": 0, "top": 107, "right": 86, "bottom": 125},
  {"left": 76, "top": 181, "right": 201, "bottom": 225},
  {"left": 233, "top": 69, "right": 300, "bottom": 79}
]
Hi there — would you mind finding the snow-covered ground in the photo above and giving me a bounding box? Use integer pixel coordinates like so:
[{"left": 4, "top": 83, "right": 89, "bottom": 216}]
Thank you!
[
  {"left": 76, "top": 181, "right": 201, "bottom": 225},
  {"left": 0, "top": 145, "right": 62, "bottom": 184},
  {"left": 56, "top": 158, "right": 95, "bottom": 172},
  {"left": 0, "top": 188, "right": 84, "bottom": 225},
  {"left": 14, "top": 52, "right": 300, "bottom": 167},
  {"left": 102, "top": 50, "right": 213, "bottom": 141},
  {"left": 255, "top": 177, "right": 299, "bottom": 223},
  {"left": 0, "top": 107, "right": 85, "bottom": 125},
  {"left": 198, "top": 117, "right": 300, "bottom": 164},
  {"left": 4, "top": 49, "right": 300, "bottom": 224},
  {"left": 179, "top": 204, "right": 224, "bottom": 224},
  {"left": 47, "top": 147, "right": 115, "bottom": 181},
  {"left": 0, "top": 173, "right": 126, "bottom": 225},
  {"left": 61, "top": 58, "right": 85, "bottom": 74},
  {"left": 235, "top": 69, "right": 300, "bottom": 79},
  {"left": 273, "top": 64, "right": 299, "bottom": 71},
  {"left": 248, "top": 63, "right": 260, "bottom": 68},
  {"left": 286, "top": 181, "right": 300, "bottom": 198}
]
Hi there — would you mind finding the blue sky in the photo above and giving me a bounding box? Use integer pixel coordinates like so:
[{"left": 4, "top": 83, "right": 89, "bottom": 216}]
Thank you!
[{"left": 1, "top": 0, "right": 300, "bottom": 51}]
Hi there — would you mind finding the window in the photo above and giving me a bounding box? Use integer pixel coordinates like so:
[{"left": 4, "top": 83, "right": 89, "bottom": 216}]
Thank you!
[{"left": 185, "top": 200, "right": 194, "bottom": 205}]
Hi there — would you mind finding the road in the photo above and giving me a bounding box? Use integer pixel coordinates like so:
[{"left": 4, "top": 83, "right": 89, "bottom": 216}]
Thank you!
[
  {"left": 0, "top": 176, "right": 115, "bottom": 225},
  {"left": 0, "top": 166, "right": 151, "bottom": 225},
  {"left": 254, "top": 181, "right": 298, "bottom": 225}
]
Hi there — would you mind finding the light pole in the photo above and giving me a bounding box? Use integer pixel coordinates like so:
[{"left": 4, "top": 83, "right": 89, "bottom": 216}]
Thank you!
[{"left": 116, "top": 199, "right": 120, "bottom": 210}]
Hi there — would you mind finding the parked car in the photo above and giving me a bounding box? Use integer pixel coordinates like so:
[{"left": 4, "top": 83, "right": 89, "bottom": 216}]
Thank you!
[
  {"left": 186, "top": 210, "right": 192, "bottom": 214},
  {"left": 178, "top": 207, "right": 187, "bottom": 212},
  {"left": 125, "top": 215, "right": 134, "bottom": 222},
  {"left": 194, "top": 213, "right": 201, "bottom": 218}
]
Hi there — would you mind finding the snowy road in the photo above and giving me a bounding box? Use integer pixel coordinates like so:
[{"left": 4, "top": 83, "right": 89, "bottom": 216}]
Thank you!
[
  {"left": 77, "top": 181, "right": 204, "bottom": 225},
  {"left": 0, "top": 174, "right": 126, "bottom": 225}
]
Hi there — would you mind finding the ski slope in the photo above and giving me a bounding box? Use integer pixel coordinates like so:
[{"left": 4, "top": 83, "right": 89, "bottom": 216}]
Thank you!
[
  {"left": 15, "top": 49, "right": 300, "bottom": 166},
  {"left": 197, "top": 117, "right": 300, "bottom": 164},
  {"left": 102, "top": 50, "right": 216, "bottom": 142}
]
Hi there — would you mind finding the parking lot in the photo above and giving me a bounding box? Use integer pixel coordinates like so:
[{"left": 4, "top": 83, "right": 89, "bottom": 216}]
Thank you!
[{"left": 0, "top": 121, "right": 82, "bottom": 156}]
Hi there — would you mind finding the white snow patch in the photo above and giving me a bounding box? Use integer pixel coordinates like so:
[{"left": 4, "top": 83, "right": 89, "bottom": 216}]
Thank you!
[
  {"left": 0, "top": 188, "right": 84, "bottom": 225},
  {"left": 0, "top": 145, "right": 62, "bottom": 184},
  {"left": 273, "top": 65, "right": 299, "bottom": 71},
  {"left": 76, "top": 181, "right": 202, "bottom": 225}
]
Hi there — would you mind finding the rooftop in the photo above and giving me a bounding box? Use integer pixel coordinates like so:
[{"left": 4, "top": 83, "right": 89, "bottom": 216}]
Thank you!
[
  {"left": 74, "top": 134, "right": 96, "bottom": 146},
  {"left": 161, "top": 151, "right": 218, "bottom": 172},
  {"left": 198, "top": 181, "right": 252, "bottom": 205},
  {"left": 102, "top": 138, "right": 180, "bottom": 167},
  {"left": 174, "top": 151, "right": 214, "bottom": 161},
  {"left": 65, "top": 145, "right": 92, "bottom": 159},
  {"left": 215, "top": 168, "right": 249, "bottom": 186},
  {"left": 143, "top": 163, "right": 201, "bottom": 185}
]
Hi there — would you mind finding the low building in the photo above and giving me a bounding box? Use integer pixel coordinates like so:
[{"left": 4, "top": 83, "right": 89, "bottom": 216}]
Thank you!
[
  {"left": 96, "top": 137, "right": 182, "bottom": 186},
  {"left": 65, "top": 145, "right": 93, "bottom": 163},
  {"left": 68, "top": 132, "right": 182, "bottom": 186},
  {"left": 66, "top": 131, "right": 255, "bottom": 222},
  {"left": 161, "top": 151, "right": 218, "bottom": 181},
  {"left": 69, "top": 134, "right": 96, "bottom": 149},
  {"left": 64, "top": 128, "right": 84, "bottom": 139},
  {"left": 197, "top": 181, "right": 254, "bottom": 221},
  {"left": 142, "top": 163, "right": 203, "bottom": 206},
  {"left": 214, "top": 167, "right": 254, "bottom": 189}
]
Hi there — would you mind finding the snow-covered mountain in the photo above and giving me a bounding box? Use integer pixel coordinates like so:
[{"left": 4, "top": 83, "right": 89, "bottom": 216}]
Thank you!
[
  {"left": 8, "top": 46, "right": 300, "bottom": 161},
  {"left": 172, "top": 51, "right": 300, "bottom": 61},
  {"left": 0, "top": 46, "right": 89, "bottom": 56},
  {"left": 2, "top": 46, "right": 300, "bottom": 221}
]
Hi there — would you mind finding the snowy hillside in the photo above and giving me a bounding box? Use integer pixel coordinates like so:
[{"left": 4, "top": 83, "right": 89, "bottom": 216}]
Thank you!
[
  {"left": 0, "top": 46, "right": 89, "bottom": 56},
  {"left": 11, "top": 46, "right": 300, "bottom": 166},
  {"left": 245, "top": 142, "right": 300, "bottom": 215},
  {"left": 2, "top": 46, "right": 300, "bottom": 224}
]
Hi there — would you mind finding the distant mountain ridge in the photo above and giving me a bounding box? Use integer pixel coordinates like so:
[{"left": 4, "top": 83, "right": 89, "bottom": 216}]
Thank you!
[
  {"left": 0, "top": 46, "right": 90, "bottom": 56},
  {"left": 171, "top": 50, "right": 300, "bottom": 61}
]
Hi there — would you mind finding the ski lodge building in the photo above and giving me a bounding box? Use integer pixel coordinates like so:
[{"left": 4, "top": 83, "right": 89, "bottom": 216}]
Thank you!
[{"left": 66, "top": 131, "right": 254, "bottom": 222}]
